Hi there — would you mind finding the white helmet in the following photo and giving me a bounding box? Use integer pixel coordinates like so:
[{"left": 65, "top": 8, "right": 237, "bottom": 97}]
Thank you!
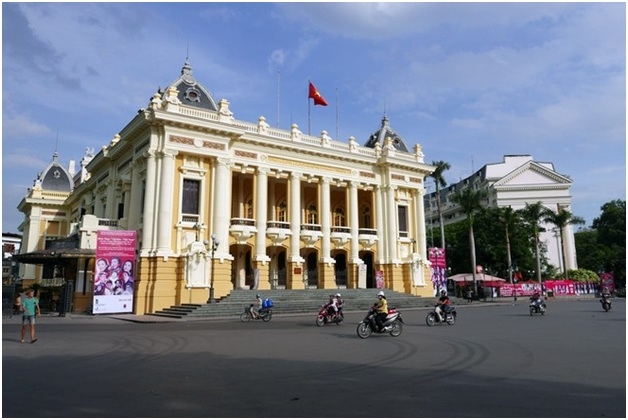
[
  {"left": 335, "top": 293, "right": 341, "bottom": 298},
  {"left": 377, "top": 291, "right": 385, "bottom": 298}
]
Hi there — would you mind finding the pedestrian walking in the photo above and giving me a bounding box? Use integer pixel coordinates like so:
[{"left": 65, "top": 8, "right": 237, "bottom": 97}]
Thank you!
[
  {"left": 20, "top": 290, "right": 40, "bottom": 344},
  {"left": 466, "top": 288, "right": 473, "bottom": 304}
]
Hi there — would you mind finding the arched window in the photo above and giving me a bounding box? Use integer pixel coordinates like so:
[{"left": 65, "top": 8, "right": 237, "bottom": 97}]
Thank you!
[
  {"left": 277, "top": 200, "right": 287, "bottom": 222},
  {"left": 306, "top": 204, "right": 318, "bottom": 224},
  {"left": 362, "top": 206, "right": 371, "bottom": 228},
  {"left": 334, "top": 207, "right": 346, "bottom": 226},
  {"left": 244, "top": 197, "right": 254, "bottom": 219}
]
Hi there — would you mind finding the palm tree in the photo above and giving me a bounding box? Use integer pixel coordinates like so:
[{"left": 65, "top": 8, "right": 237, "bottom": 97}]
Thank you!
[
  {"left": 497, "top": 206, "right": 518, "bottom": 284},
  {"left": 518, "top": 202, "right": 546, "bottom": 288},
  {"left": 429, "top": 160, "right": 451, "bottom": 250},
  {"left": 452, "top": 187, "right": 487, "bottom": 296},
  {"left": 543, "top": 206, "right": 585, "bottom": 279}
]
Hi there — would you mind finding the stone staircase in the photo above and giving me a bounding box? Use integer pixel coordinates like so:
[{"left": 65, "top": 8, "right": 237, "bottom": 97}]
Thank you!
[{"left": 148, "top": 289, "right": 438, "bottom": 319}]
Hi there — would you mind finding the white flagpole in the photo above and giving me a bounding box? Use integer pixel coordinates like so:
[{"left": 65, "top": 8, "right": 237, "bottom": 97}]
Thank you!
[
  {"left": 335, "top": 88, "right": 339, "bottom": 141},
  {"left": 308, "top": 80, "right": 311, "bottom": 135},
  {"left": 276, "top": 70, "right": 280, "bottom": 128}
]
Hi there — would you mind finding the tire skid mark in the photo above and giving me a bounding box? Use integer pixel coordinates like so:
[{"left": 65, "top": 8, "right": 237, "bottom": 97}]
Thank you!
[{"left": 269, "top": 337, "right": 419, "bottom": 384}]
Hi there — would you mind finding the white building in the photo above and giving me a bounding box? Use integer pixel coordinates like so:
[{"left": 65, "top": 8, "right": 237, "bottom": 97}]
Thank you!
[
  {"left": 425, "top": 155, "right": 577, "bottom": 273},
  {"left": 15, "top": 60, "right": 437, "bottom": 314}
]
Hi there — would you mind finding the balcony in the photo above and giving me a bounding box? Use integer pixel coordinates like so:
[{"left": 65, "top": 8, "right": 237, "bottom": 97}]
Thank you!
[
  {"left": 266, "top": 221, "right": 291, "bottom": 246},
  {"left": 300, "top": 224, "right": 322, "bottom": 248},
  {"left": 330, "top": 226, "right": 351, "bottom": 248},
  {"left": 229, "top": 218, "right": 257, "bottom": 244},
  {"left": 358, "top": 228, "right": 378, "bottom": 250}
]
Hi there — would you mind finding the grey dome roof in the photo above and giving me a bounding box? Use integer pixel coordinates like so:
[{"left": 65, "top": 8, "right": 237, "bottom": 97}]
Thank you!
[
  {"left": 38, "top": 152, "right": 74, "bottom": 192},
  {"left": 165, "top": 60, "right": 218, "bottom": 111},
  {"left": 364, "top": 115, "right": 410, "bottom": 153}
]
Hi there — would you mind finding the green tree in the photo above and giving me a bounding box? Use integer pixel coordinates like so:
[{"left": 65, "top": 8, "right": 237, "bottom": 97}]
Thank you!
[
  {"left": 592, "top": 200, "right": 626, "bottom": 287},
  {"left": 518, "top": 202, "right": 546, "bottom": 286},
  {"left": 429, "top": 160, "right": 451, "bottom": 250},
  {"left": 497, "top": 206, "right": 519, "bottom": 283},
  {"left": 452, "top": 187, "right": 486, "bottom": 295},
  {"left": 543, "top": 207, "right": 585, "bottom": 279},
  {"left": 574, "top": 229, "right": 606, "bottom": 272}
]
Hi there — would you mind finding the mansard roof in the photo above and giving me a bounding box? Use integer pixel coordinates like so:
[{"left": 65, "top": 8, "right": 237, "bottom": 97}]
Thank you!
[
  {"left": 364, "top": 114, "right": 411, "bottom": 153},
  {"left": 37, "top": 152, "right": 74, "bottom": 192},
  {"left": 164, "top": 60, "right": 218, "bottom": 111}
]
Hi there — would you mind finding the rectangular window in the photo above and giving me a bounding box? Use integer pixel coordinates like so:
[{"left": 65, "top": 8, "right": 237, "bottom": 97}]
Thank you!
[
  {"left": 182, "top": 179, "right": 200, "bottom": 215},
  {"left": 398, "top": 205, "right": 408, "bottom": 237}
]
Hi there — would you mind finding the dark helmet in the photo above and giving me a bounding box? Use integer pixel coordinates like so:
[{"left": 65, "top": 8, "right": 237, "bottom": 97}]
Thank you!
[
  {"left": 440, "top": 290, "right": 447, "bottom": 296},
  {"left": 256, "top": 294, "right": 260, "bottom": 298}
]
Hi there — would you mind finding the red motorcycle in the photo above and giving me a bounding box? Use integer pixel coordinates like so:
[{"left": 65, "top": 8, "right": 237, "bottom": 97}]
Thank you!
[{"left": 315, "top": 303, "right": 344, "bottom": 326}]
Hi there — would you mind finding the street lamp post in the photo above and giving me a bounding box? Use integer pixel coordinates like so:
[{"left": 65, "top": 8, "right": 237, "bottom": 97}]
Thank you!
[{"left": 205, "top": 234, "right": 220, "bottom": 304}]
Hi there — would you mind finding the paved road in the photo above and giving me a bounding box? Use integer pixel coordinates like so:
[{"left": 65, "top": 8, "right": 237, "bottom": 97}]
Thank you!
[{"left": 3, "top": 299, "right": 625, "bottom": 418}]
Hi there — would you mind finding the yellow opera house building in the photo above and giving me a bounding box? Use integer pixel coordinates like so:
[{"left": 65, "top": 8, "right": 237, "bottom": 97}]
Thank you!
[{"left": 16, "top": 61, "right": 437, "bottom": 315}]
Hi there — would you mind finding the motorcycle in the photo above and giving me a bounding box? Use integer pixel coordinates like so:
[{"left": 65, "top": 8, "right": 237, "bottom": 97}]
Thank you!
[
  {"left": 240, "top": 305, "right": 272, "bottom": 322},
  {"left": 315, "top": 304, "right": 344, "bottom": 326},
  {"left": 425, "top": 305, "right": 457, "bottom": 326},
  {"left": 600, "top": 295, "right": 612, "bottom": 312},
  {"left": 529, "top": 298, "right": 547, "bottom": 316},
  {"left": 356, "top": 307, "right": 403, "bottom": 339}
]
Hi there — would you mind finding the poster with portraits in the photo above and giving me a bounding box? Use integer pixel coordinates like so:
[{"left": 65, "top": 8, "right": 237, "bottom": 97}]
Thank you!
[
  {"left": 93, "top": 230, "right": 136, "bottom": 314},
  {"left": 428, "top": 247, "right": 447, "bottom": 295}
]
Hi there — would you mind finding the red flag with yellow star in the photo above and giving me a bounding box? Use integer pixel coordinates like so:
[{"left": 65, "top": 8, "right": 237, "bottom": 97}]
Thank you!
[{"left": 308, "top": 81, "right": 328, "bottom": 106}]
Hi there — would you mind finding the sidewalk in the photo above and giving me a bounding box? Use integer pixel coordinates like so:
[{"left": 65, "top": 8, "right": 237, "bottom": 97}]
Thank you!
[{"left": 2, "top": 295, "right": 600, "bottom": 325}]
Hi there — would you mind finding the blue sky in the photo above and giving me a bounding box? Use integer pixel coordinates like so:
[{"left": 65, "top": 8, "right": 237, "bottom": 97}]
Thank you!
[{"left": 2, "top": 2, "right": 626, "bottom": 234}]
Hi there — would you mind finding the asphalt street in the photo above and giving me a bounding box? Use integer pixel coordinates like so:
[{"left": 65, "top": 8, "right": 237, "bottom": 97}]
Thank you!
[{"left": 2, "top": 299, "right": 625, "bottom": 418}]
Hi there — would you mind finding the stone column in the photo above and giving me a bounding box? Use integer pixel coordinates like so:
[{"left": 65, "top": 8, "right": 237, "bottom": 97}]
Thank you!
[
  {"left": 255, "top": 167, "right": 270, "bottom": 264},
  {"left": 156, "top": 148, "right": 178, "bottom": 255},
  {"left": 289, "top": 172, "right": 302, "bottom": 262},
  {"left": 349, "top": 181, "right": 360, "bottom": 263},
  {"left": 211, "top": 157, "right": 232, "bottom": 255},
  {"left": 375, "top": 185, "right": 385, "bottom": 263},
  {"left": 415, "top": 187, "right": 427, "bottom": 258},
  {"left": 320, "top": 177, "right": 332, "bottom": 261},
  {"left": 141, "top": 149, "right": 157, "bottom": 253},
  {"left": 127, "top": 159, "right": 143, "bottom": 230},
  {"left": 386, "top": 185, "right": 398, "bottom": 262},
  {"left": 287, "top": 172, "right": 304, "bottom": 289}
]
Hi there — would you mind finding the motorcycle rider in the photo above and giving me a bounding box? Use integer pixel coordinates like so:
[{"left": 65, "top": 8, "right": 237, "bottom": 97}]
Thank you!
[
  {"left": 435, "top": 290, "right": 450, "bottom": 322},
  {"left": 335, "top": 293, "right": 344, "bottom": 315},
  {"left": 530, "top": 290, "right": 542, "bottom": 309},
  {"left": 375, "top": 291, "right": 389, "bottom": 332},
  {"left": 326, "top": 294, "right": 338, "bottom": 319},
  {"left": 250, "top": 294, "right": 263, "bottom": 318},
  {"left": 601, "top": 288, "right": 611, "bottom": 300}
]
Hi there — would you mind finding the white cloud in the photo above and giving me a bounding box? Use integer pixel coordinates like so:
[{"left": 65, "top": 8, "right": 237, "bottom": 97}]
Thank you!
[{"left": 3, "top": 114, "right": 50, "bottom": 138}]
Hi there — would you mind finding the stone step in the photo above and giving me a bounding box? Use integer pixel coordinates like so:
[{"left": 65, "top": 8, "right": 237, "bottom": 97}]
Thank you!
[{"left": 148, "top": 289, "right": 438, "bottom": 319}]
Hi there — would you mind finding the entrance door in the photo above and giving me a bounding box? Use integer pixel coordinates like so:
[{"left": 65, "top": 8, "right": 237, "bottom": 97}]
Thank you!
[{"left": 361, "top": 252, "right": 374, "bottom": 288}]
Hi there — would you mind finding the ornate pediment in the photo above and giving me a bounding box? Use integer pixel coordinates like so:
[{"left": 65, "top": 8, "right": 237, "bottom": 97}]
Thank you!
[{"left": 493, "top": 162, "right": 571, "bottom": 188}]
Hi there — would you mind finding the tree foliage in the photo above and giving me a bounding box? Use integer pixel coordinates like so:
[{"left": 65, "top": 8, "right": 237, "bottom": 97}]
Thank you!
[
  {"left": 575, "top": 199, "right": 626, "bottom": 288},
  {"left": 543, "top": 207, "right": 585, "bottom": 279},
  {"left": 566, "top": 268, "right": 600, "bottom": 282}
]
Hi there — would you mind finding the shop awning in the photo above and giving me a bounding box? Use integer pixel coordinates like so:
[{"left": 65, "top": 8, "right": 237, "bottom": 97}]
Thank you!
[{"left": 13, "top": 248, "right": 95, "bottom": 265}]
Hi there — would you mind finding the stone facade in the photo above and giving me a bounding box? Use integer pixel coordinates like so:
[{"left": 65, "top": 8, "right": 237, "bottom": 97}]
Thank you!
[{"left": 17, "top": 61, "right": 436, "bottom": 314}]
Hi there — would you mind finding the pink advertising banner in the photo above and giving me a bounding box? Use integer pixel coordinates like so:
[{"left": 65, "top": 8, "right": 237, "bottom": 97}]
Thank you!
[
  {"left": 428, "top": 247, "right": 447, "bottom": 293},
  {"left": 93, "top": 230, "right": 136, "bottom": 314},
  {"left": 500, "top": 280, "right": 600, "bottom": 297}
]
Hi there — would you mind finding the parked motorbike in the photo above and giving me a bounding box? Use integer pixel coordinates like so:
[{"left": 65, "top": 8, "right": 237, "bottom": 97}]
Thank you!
[
  {"left": 600, "top": 295, "right": 612, "bottom": 312},
  {"left": 356, "top": 307, "right": 403, "bottom": 339},
  {"left": 240, "top": 305, "right": 272, "bottom": 322},
  {"left": 315, "top": 304, "right": 344, "bottom": 326},
  {"left": 529, "top": 298, "right": 547, "bottom": 316},
  {"left": 425, "top": 305, "right": 457, "bottom": 326}
]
